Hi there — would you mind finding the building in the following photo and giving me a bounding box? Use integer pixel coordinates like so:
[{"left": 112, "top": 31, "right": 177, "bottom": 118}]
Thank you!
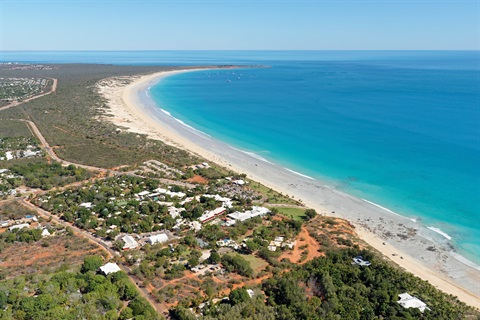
[
  {"left": 199, "top": 207, "right": 227, "bottom": 224},
  {"left": 122, "top": 235, "right": 138, "bottom": 250},
  {"left": 146, "top": 233, "right": 169, "bottom": 245},
  {"left": 397, "top": 293, "right": 430, "bottom": 312},
  {"left": 41, "top": 229, "right": 51, "bottom": 237},
  {"left": 99, "top": 262, "right": 121, "bottom": 275},
  {"left": 352, "top": 256, "right": 371, "bottom": 267},
  {"left": 9, "top": 223, "right": 29, "bottom": 231},
  {"left": 227, "top": 206, "right": 269, "bottom": 222}
]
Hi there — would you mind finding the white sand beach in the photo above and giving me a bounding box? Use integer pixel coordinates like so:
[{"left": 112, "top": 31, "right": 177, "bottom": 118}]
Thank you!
[{"left": 97, "top": 68, "right": 480, "bottom": 307}]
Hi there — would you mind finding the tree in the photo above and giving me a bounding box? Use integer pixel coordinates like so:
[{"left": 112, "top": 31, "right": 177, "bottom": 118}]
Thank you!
[
  {"left": 81, "top": 255, "right": 103, "bottom": 273},
  {"left": 208, "top": 250, "right": 221, "bottom": 264},
  {"left": 305, "top": 209, "right": 317, "bottom": 220},
  {"left": 229, "top": 288, "right": 251, "bottom": 306}
]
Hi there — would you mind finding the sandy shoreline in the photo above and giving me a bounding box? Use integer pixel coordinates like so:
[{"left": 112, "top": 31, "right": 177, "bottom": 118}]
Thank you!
[{"left": 97, "top": 68, "right": 480, "bottom": 307}]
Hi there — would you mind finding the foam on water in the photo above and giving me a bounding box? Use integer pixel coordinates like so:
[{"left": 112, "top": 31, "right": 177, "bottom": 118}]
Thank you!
[
  {"left": 427, "top": 226, "right": 453, "bottom": 241},
  {"left": 284, "top": 168, "right": 315, "bottom": 180},
  {"left": 228, "top": 146, "right": 275, "bottom": 164}
]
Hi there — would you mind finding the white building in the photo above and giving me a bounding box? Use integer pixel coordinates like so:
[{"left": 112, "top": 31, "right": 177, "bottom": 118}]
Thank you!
[
  {"left": 228, "top": 206, "right": 269, "bottom": 222},
  {"left": 79, "top": 202, "right": 92, "bottom": 209},
  {"left": 9, "top": 223, "right": 29, "bottom": 231},
  {"left": 99, "top": 262, "right": 121, "bottom": 275},
  {"left": 397, "top": 293, "right": 430, "bottom": 313},
  {"left": 147, "top": 233, "right": 169, "bottom": 245},
  {"left": 122, "top": 235, "right": 138, "bottom": 250},
  {"left": 199, "top": 207, "right": 226, "bottom": 224},
  {"left": 41, "top": 229, "right": 51, "bottom": 237}
]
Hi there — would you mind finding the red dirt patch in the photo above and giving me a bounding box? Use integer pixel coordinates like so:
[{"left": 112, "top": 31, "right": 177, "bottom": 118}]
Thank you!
[
  {"left": 186, "top": 175, "right": 208, "bottom": 184},
  {"left": 280, "top": 226, "right": 323, "bottom": 264}
]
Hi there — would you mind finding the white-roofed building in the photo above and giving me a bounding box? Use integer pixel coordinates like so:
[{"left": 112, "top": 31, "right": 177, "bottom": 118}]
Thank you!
[
  {"left": 79, "top": 202, "right": 92, "bottom": 209},
  {"left": 41, "top": 229, "right": 51, "bottom": 237},
  {"left": 397, "top": 293, "right": 430, "bottom": 313},
  {"left": 199, "top": 207, "right": 226, "bottom": 224},
  {"left": 9, "top": 223, "right": 29, "bottom": 231},
  {"left": 122, "top": 235, "right": 138, "bottom": 250},
  {"left": 228, "top": 206, "right": 269, "bottom": 222},
  {"left": 147, "top": 233, "right": 169, "bottom": 245},
  {"left": 99, "top": 262, "right": 121, "bottom": 275},
  {"left": 136, "top": 191, "right": 151, "bottom": 198}
]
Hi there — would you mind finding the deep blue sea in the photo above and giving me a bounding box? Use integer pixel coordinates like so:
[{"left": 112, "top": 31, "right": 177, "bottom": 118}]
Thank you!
[{"left": 2, "top": 51, "right": 479, "bottom": 263}]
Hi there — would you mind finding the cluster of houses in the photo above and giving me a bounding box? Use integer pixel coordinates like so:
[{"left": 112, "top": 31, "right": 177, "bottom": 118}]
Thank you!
[
  {"left": 0, "top": 147, "right": 41, "bottom": 161},
  {"left": 0, "top": 169, "right": 19, "bottom": 197},
  {"left": 0, "top": 214, "right": 52, "bottom": 237},
  {"left": 267, "top": 236, "right": 296, "bottom": 252}
]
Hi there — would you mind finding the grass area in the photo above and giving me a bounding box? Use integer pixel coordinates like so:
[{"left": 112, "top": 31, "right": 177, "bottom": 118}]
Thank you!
[
  {"left": 248, "top": 180, "right": 299, "bottom": 205},
  {"left": 270, "top": 206, "right": 306, "bottom": 221},
  {"left": 0, "top": 119, "right": 33, "bottom": 138},
  {"left": 225, "top": 252, "right": 268, "bottom": 274}
]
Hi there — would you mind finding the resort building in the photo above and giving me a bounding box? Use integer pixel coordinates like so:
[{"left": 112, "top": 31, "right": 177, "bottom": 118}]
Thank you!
[
  {"left": 99, "top": 262, "right": 121, "bottom": 276},
  {"left": 121, "top": 235, "right": 138, "bottom": 250},
  {"left": 9, "top": 223, "right": 29, "bottom": 231},
  {"left": 352, "top": 256, "right": 371, "bottom": 267},
  {"left": 397, "top": 293, "right": 430, "bottom": 312},
  {"left": 146, "top": 233, "right": 169, "bottom": 245},
  {"left": 227, "top": 206, "right": 269, "bottom": 222},
  {"left": 199, "top": 207, "right": 227, "bottom": 224}
]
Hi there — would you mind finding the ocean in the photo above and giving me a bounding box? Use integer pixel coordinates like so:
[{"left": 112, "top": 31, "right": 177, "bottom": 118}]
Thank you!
[{"left": 2, "top": 51, "right": 479, "bottom": 264}]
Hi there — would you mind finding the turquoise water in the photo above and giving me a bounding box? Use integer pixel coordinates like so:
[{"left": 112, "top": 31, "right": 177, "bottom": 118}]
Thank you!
[
  {"left": 1, "top": 50, "right": 479, "bottom": 263},
  {"left": 148, "top": 53, "right": 480, "bottom": 263}
]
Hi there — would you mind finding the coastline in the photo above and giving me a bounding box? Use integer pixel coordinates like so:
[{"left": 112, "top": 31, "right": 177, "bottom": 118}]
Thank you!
[{"left": 97, "top": 68, "right": 480, "bottom": 307}]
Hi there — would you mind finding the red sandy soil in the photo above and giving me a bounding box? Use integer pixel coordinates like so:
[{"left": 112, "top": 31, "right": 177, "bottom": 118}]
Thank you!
[
  {"left": 280, "top": 226, "right": 323, "bottom": 264},
  {"left": 0, "top": 236, "right": 101, "bottom": 278},
  {"left": 186, "top": 175, "right": 208, "bottom": 184}
]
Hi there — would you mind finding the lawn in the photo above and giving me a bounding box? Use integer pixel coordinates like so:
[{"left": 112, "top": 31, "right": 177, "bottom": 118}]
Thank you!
[
  {"left": 248, "top": 180, "right": 299, "bottom": 205},
  {"left": 227, "top": 252, "right": 268, "bottom": 274},
  {"left": 270, "top": 206, "right": 306, "bottom": 221}
]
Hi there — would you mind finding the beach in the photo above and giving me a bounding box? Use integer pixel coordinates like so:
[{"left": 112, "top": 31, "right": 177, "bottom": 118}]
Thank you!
[{"left": 97, "top": 68, "right": 480, "bottom": 307}]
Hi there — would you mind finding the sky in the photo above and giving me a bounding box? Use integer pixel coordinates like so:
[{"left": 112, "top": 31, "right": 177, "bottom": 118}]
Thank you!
[{"left": 1, "top": 0, "right": 478, "bottom": 50}]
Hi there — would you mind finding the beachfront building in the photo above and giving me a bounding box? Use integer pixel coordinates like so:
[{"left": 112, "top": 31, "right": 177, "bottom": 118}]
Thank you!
[
  {"left": 397, "top": 293, "right": 430, "bottom": 312},
  {"left": 352, "top": 256, "right": 371, "bottom": 267},
  {"left": 227, "top": 206, "right": 270, "bottom": 222},
  {"left": 146, "top": 233, "right": 169, "bottom": 245},
  {"left": 99, "top": 262, "right": 121, "bottom": 276}
]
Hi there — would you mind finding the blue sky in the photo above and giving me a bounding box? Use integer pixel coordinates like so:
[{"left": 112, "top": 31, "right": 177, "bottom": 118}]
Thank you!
[{"left": 1, "top": 0, "right": 478, "bottom": 50}]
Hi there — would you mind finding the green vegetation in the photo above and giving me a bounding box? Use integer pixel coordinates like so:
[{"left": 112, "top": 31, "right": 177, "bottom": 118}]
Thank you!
[
  {"left": 0, "top": 64, "right": 203, "bottom": 169},
  {"left": 221, "top": 254, "right": 254, "bottom": 278},
  {"left": 270, "top": 206, "right": 307, "bottom": 221},
  {"left": 0, "top": 256, "right": 160, "bottom": 320},
  {"left": 0, "top": 77, "right": 52, "bottom": 106},
  {"left": 0, "top": 119, "right": 33, "bottom": 138},
  {"left": 248, "top": 180, "right": 299, "bottom": 205},
  {"left": 4, "top": 159, "right": 93, "bottom": 190}
]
